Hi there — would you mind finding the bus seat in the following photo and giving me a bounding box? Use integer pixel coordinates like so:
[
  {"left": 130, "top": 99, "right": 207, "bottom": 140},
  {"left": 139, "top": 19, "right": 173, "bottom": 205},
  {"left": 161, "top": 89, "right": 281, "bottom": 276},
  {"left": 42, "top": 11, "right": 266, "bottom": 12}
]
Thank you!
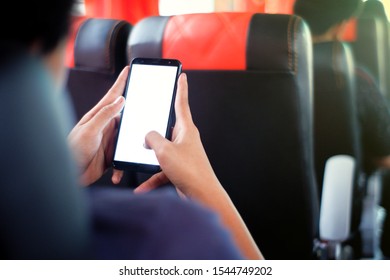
[
  {"left": 0, "top": 46, "right": 90, "bottom": 259},
  {"left": 128, "top": 12, "right": 319, "bottom": 260},
  {"left": 68, "top": 18, "right": 132, "bottom": 120},
  {"left": 313, "top": 41, "right": 363, "bottom": 258},
  {"left": 361, "top": 0, "right": 390, "bottom": 104},
  {"left": 353, "top": 0, "right": 390, "bottom": 101},
  {"left": 66, "top": 18, "right": 135, "bottom": 187}
]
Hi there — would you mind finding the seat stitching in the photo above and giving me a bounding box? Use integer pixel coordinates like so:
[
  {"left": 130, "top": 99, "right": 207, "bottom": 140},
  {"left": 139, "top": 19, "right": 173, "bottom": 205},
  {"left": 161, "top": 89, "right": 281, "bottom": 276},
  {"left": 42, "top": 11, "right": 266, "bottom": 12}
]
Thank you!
[
  {"left": 294, "top": 16, "right": 300, "bottom": 75},
  {"left": 287, "top": 16, "right": 294, "bottom": 72}
]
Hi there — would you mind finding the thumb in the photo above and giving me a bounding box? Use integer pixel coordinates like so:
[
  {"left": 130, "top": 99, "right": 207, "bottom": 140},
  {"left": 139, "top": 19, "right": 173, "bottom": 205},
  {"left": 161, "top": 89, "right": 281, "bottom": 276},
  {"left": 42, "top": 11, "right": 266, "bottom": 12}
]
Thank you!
[
  {"left": 145, "top": 131, "right": 171, "bottom": 155},
  {"left": 89, "top": 96, "right": 125, "bottom": 133}
]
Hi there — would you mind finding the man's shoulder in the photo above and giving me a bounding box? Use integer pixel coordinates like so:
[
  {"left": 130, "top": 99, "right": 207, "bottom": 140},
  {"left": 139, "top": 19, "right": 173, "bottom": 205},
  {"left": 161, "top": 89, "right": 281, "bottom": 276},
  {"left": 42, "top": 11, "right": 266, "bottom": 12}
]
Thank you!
[
  {"left": 86, "top": 186, "right": 243, "bottom": 260},
  {"left": 355, "top": 64, "right": 377, "bottom": 87}
]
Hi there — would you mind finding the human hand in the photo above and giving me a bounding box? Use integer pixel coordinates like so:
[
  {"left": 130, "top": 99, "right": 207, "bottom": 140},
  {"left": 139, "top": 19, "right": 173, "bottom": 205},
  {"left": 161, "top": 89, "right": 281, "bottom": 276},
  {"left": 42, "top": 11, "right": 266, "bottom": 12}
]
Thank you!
[
  {"left": 135, "top": 73, "right": 264, "bottom": 260},
  {"left": 68, "top": 67, "right": 128, "bottom": 186},
  {"left": 134, "top": 73, "right": 221, "bottom": 198}
]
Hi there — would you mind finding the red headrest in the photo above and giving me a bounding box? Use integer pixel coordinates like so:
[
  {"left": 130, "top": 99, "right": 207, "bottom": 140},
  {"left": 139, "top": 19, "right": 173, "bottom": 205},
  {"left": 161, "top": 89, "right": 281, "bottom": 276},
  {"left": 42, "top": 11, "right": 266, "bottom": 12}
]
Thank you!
[
  {"left": 163, "top": 13, "right": 252, "bottom": 70},
  {"left": 84, "top": 0, "right": 159, "bottom": 25},
  {"left": 342, "top": 19, "right": 357, "bottom": 42}
]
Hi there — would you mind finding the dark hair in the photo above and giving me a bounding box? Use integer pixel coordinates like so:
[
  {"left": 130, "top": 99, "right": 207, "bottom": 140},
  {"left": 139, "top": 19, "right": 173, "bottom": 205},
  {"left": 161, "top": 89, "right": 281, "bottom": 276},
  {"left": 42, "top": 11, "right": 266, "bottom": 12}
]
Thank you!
[
  {"left": 293, "top": 0, "right": 363, "bottom": 35},
  {"left": 0, "top": 0, "right": 75, "bottom": 54}
]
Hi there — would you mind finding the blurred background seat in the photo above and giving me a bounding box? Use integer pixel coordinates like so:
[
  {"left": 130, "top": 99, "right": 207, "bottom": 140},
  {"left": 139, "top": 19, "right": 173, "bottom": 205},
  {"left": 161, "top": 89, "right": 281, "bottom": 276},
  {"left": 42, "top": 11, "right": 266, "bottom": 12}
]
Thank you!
[
  {"left": 313, "top": 41, "right": 364, "bottom": 258},
  {"left": 353, "top": 0, "right": 390, "bottom": 102},
  {"left": 350, "top": 0, "right": 390, "bottom": 258}
]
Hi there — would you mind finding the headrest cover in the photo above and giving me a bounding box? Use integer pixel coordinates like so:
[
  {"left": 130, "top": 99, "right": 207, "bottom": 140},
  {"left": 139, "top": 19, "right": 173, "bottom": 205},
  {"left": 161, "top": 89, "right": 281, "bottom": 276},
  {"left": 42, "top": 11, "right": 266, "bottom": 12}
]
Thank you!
[
  {"left": 163, "top": 13, "right": 252, "bottom": 70},
  {"left": 129, "top": 13, "right": 311, "bottom": 73},
  {"left": 74, "top": 18, "right": 131, "bottom": 74}
]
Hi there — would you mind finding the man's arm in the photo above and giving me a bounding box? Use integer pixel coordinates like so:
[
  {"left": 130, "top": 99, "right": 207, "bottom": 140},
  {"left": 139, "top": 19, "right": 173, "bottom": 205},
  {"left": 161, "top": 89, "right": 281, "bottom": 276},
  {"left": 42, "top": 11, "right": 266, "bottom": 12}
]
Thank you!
[{"left": 135, "top": 73, "right": 264, "bottom": 260}]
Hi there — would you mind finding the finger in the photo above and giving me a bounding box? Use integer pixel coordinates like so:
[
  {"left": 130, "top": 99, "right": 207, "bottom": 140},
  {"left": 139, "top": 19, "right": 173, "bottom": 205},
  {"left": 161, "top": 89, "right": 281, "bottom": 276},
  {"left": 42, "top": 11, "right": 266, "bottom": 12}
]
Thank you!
[
  {"left": 176, "top": 188, "right": 188, "bottom": 200},
  {"left": 111, "top": 169, "right": 124, "bottom": 184},
  {"left": 145, "top": 130, "right": 171, "bottom": 155},
  {"left": 89, "top": 96, "right": 125, "bottom": 134},
  {"left": 134, "top": 172, "right": 169, "bottom": 194},
  {"left": 79, "top": 66, "right": 129, "bottom": 124},
  {"left": 175, "top": 73, "right": 193, "bottom": 124},
  {"left": 103, "top": 66, "right": 129, "bottom": 102}
]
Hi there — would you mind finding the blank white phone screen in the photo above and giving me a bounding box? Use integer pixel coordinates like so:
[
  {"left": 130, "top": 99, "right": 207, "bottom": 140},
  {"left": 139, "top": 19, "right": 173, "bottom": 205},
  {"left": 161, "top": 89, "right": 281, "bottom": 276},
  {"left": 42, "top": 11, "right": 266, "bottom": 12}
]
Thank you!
[{"left": 114, "top": 64, "right": 178, "bottom": 166}]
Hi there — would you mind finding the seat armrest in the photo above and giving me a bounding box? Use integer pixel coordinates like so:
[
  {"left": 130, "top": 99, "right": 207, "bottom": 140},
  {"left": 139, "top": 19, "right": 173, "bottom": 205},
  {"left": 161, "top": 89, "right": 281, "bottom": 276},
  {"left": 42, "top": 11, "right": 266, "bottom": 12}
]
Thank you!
[{"left": 320, "top": 155, "right": 355, "bottom": 242}]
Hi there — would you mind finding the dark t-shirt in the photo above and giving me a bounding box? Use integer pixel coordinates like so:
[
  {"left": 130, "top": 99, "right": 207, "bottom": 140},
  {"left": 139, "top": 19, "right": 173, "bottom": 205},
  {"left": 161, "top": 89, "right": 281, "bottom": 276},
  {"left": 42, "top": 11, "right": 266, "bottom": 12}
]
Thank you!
[
  {"left": 355, "top": 66, "right": 390, "bottom": 173},
  {"left": 86, "top": 186, "right": 244, "bottom": 260}
]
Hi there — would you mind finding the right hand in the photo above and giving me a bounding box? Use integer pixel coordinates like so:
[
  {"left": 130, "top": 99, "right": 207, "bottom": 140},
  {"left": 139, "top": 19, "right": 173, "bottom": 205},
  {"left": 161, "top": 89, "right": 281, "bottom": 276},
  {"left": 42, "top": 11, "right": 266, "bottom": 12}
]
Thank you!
[
  {"left": 134, "top": 73, "right": 221, "bottom": 198},
  {"left": 135, "top": 73, "right": 264, "bottom": 260}
]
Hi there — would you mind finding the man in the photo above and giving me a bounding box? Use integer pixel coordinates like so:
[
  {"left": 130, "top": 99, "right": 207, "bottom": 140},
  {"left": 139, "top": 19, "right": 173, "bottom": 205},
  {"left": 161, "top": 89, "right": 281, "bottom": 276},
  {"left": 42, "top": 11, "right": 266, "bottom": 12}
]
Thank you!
[
  {"left": 294, "top": 0, "right": 390, "bottom": 258},
  {"left": 0, "top": 0, "right": 262, "bottom": 260}
]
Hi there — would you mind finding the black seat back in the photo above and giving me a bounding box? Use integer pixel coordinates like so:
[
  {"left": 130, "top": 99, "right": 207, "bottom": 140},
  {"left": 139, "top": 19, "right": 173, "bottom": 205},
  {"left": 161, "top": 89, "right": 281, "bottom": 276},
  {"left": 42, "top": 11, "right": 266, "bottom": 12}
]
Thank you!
[
  {"left": 128, "top": 12, "right": 319, "bottom": 259},
  {"left": 313, "top": 42, "right": 364, "bottom": 255},
  {"left": 313, "top": 42, "right": 361, "bottom": 190}
]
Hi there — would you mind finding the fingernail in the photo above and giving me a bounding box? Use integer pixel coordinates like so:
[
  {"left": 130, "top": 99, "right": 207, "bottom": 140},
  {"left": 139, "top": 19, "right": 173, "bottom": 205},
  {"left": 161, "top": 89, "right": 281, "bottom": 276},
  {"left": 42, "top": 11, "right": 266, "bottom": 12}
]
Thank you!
[
  {"left": 133, "top": 187, "right": 142, "bottom": 194},
  {"left": 143, "top": 142, "right": 151, "bottom": 150},
  {"left": 113, "top": 96, "right": 124, "bottom": 104},
  {"left": 181, "top": 73, "right": 187, "bottom": 81}
]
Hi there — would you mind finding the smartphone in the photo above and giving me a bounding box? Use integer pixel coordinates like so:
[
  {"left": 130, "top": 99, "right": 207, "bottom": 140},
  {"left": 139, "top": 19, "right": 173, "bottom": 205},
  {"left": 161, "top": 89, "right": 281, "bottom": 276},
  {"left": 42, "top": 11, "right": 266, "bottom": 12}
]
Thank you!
[{"left": 112, "top": 57, "right": 182, "bottom": 173}]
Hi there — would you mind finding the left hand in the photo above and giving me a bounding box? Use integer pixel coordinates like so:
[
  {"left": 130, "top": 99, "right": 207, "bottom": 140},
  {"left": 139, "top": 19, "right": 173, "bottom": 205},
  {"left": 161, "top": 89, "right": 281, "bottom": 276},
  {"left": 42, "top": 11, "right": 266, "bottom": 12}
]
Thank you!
[{"left": 68, "top": 67, "right": 128, "bottom": 186}]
